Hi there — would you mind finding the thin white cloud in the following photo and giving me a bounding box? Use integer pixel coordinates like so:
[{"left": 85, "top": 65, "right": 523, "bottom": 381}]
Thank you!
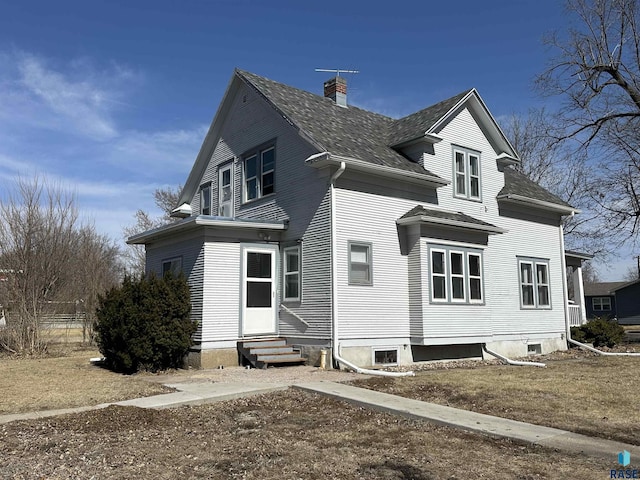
[{"left": 0, "top": 51, "right": 137, "bottom": 141}]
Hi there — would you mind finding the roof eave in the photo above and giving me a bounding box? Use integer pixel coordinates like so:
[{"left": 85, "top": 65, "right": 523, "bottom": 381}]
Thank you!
[
  {"left": 497, "top": 194, "right": 579, "bottom": 215},
  {"left": 306, "top": 153, "right": 450, "bottom": 188},
  {"left": 127, "top": 216, "right": 288, "bottom": 245},
  {"left": 396, "top": 215, "right": 507, "bottom": 235},
  {"left": 390, "top": 133, "right": 443, "bottom": 149}
]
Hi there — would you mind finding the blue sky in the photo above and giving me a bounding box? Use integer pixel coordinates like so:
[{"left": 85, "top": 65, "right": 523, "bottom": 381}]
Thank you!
[{"left": 0, "top": 0, "right": 630, "bottom": 279}]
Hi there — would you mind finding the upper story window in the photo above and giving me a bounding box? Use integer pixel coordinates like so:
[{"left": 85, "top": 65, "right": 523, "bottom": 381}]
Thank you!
[
  {"left": 218, "top": 163, "right": 234, "bottom": 217},
  {"left": 518, "top": 257, "right": 551, "bottom": 309},
  {"left": 592, "top": 296, "right": 612, "bottom": 311},
  {"left": 453, "top": 147, "right": 481, "bottom": 201},
  {"left": 200, "top": 184, "right": 211, "bottom": 215},
  {"left": 429, "top": 245, "right": 483, "bottom": 304},
  {"left": 243, "top": 146, "right": 275, "bottom": 202}
]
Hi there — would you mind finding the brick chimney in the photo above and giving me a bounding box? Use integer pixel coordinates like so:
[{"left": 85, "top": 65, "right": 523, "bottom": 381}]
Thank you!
[{"left": 324, "top": 76, "right": 347, "bottom": 108}]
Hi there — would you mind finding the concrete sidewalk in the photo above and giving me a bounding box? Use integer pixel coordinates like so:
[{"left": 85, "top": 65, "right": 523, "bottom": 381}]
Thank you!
[
  {"left": 295, "top": 381, "right": 640, "bottom": 461},
  {"left": 2, "top": 379, "right": 638, "bottom": 462}
]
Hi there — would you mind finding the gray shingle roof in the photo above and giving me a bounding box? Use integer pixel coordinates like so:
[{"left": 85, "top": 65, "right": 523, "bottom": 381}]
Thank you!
[
  {"left": 237, "top": 70, "right": 463, "bottom": 177},
  {"left": 584, "top": 281, "right": 632, "bottom": 296},
  {"left": 499, "top": 167, "right": 572, "bottom": 208},
  {"left": 388, "top": 90, "right": 472, "bottom": 146},
  {"left": 400, "top": 205, "right": 502, "bottom": 231}
]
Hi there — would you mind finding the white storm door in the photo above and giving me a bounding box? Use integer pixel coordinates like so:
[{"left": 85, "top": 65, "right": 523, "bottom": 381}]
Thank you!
[
  {"left": 241, "top": 245, "right": 277, "bottom": 336},
  {"left": 218, "top": 164, "right": 233, "bottom": 217}
]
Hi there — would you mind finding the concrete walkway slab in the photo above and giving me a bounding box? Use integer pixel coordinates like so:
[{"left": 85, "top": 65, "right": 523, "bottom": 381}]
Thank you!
[{"left": 295, "top": 381, "right": 640, "bottom": 461}]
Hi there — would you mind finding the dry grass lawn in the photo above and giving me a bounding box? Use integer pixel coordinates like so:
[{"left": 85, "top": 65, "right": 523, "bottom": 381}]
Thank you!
[
  {"left": 0, "top": 391, "right": 611, "bottom": 479},
  {"left": 353, "top": 354, "right": 640, "bottom": 445},
  {"left": 0, "top": 344, "right": 171, "bottom": 414}
]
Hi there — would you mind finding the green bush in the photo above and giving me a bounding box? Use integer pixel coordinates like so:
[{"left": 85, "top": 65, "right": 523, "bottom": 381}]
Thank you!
[
  {"left": 94, "top": 273, "right": 196, "bottom": 373},
  {"left": 570, "top": 317, "right": 625, "bottom": 348}
]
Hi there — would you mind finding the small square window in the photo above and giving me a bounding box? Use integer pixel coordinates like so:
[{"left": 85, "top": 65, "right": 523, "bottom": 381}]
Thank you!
[{"left": 162, "top": 257, "right": 182, "bottom": 276}]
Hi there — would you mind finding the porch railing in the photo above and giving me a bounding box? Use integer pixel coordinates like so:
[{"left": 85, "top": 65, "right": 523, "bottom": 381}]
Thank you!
[{"left": 568, "top": 304, "right": 584, "bottom": 327}]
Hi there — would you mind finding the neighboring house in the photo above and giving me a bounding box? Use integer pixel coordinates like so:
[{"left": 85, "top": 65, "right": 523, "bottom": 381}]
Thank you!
[
  {"left": 584, "top": 280, "right": 640, "bottom": 325},
  {"left": 129, "top": 69, "right": 582, "bottom": 368}
]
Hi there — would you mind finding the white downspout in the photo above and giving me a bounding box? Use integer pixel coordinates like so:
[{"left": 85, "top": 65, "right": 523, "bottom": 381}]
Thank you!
[
  {"left": 482, "top": 344, "right": 546, "bottom": 368},
  {"left": 328, "top": 159, "right": 414, "bottom": 378}
]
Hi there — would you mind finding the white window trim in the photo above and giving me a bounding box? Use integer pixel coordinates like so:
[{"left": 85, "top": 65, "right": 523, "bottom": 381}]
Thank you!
[
  {"left": 348, "top": 241, "right": 373, "bottom": 286},
  {"left": 242, "top": 145, "right": 275, "bottom": 203},
  {"left": 518, "top": 258, "right": 551, "bottom": 309},
  {"left": 428, "top": 244, "right": 484, "bottom": 305},
  {"left": 200, "top": 183, "right": 211, "bottom": 216},
  {"left": 283, "top": 245, "right": 301, "bottom": 302},
  {"left": 592, "top": 296, "right": 612, "bottom": 311},
  {"left": 218, "top": 162, "right": 234, "bottom": 217},
  {"left": 452, "top": 147, "right": 482, "bottom": 201},
  {"left": 430, "top": 248, "right": 448, "bottom": 303}
]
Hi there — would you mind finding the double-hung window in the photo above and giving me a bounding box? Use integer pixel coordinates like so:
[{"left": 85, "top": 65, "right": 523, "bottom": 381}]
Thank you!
[
  {"left": 348, "top": 241, "right": 372, "bottom": 285},
  {"left": 453, "top": 147, "right": 481, "bottom": 200},
  {"left": 592, "top": 297, "right": 611, "bottom": 311},
  {"left": 429, "top": 245, "right": 483, "bottom": 304},
  {"left": 218, "top": 163, "right": 233, "bottom": 217},
  {"left": 283, "top": 245, "right": 301, "bottom": 301},
  {"left": 243, "top": 146, "right": 275, "bottom": 202},
  {"left": 518, "top": 258, "right": 551, "bottom": 308},
  {"left": 200, "top": 184, "right": 211, "bottom": 215}
]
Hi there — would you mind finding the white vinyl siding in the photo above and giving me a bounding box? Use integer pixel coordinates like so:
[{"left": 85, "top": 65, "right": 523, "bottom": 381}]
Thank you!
[
  {"left": 453, "top": 146, "right": 481, "bottom": 201},
  {"left": 518, "top": 258, "right": 551, "bottom": 309},
  {"left": 283, "top": 245, "right": 301, "bottom": 301},
  {"left": 428, "top": 244, "right": 484, "bottom": 304}
]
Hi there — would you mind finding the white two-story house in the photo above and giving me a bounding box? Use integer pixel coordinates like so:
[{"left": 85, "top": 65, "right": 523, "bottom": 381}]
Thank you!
[{"left": 129, "top": 69, "right": 579, "bottom": 369}]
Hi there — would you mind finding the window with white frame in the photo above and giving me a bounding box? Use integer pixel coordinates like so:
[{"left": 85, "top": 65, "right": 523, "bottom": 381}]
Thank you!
[
  {"left": 200, "top": 184, "right": 211, "bottom": 215},
  {"left": 429, "top": 245, "right": 483, "bottom": 304},
  {"left": 283, "top": 245, "right": 301, "bottom": 301},
  {"left": 162, "top": 257, "right": 182, "bottom": 276},
  {"left": 518, "top": 258, "right": 551, "bottom": 308},
  {"left": 453, "top": 147, "right": 481, "bottom": 200},
  {"left": 218, "top": 163, "right": 233, "bottom": 217},
  {"left": 243, "top": 146, "right": 275, "bottom": 202},
  {"left": 592, "top": 296, "right": 612, "bottom": 311},
  {"left": 349, "top": 241, "right": 372, "bottom": 285}
]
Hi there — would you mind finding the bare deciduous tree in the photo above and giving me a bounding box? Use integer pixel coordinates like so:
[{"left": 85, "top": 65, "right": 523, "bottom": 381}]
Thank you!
[
  {"left": 0, "top": 177, "right": 122, "bottom": 353},
  {"left": 538, "top": 0, "right": 640, "bottom": 245},
  {"left": 123, "top": 185, "right": 182, "bottom": 275}
]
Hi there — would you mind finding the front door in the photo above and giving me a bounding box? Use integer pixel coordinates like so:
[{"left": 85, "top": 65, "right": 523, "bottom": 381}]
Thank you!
[{"left": 241, "top": 245, "right": 277, "bottom": 336}]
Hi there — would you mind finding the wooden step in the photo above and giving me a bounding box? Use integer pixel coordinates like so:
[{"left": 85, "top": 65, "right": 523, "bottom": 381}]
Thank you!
[{"left": 237, "top": 337, "right": 306, "bottom": 369}]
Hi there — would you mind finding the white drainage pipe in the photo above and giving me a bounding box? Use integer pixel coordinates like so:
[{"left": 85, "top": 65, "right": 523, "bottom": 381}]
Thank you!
[
  {"left": 334, "top": 348, "right": 415, "bottom": 377},
  {"left": 482, "top": 344, "right": 546, "bottom": 368},
  {"left": 567, "top": 337, "right": 640, "bottom": 356}
]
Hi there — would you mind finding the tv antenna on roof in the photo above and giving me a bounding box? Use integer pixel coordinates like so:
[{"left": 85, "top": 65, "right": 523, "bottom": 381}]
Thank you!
[{"left": 315, "top": 68, "right": 359, "bottom": 76}]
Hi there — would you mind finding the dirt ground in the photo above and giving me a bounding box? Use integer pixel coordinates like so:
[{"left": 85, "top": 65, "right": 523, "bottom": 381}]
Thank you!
[
  {"left": 1, "top": 390, "right": 611, "bottom": 479},
  {"left": 353, "top": 348, "right": 640, "bottom": 445}
]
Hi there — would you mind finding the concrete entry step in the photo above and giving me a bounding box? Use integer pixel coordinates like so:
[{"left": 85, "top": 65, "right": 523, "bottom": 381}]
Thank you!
[{"left": 238, "top": 338, "right": 306, "bottom": 369}]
